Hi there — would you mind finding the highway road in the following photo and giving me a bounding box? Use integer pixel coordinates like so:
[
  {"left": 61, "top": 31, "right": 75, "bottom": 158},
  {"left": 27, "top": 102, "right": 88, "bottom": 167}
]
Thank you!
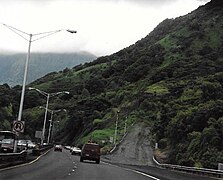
[{"left": 0, "top": 148, "right": 216, "bottom": 180}]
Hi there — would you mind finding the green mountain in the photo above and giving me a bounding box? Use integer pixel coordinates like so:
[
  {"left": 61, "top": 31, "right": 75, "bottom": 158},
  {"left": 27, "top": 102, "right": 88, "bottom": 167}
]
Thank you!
[
  {"left": 0, "top": 52, "right": 96, "bottom": 86},
  {"left": 0, "top": 0, "right": 222, "bottom": 169}
]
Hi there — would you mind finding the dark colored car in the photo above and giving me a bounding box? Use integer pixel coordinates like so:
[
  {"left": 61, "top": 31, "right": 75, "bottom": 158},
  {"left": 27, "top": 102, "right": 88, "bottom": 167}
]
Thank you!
[
  {"left": 80, "top": 143, "right": 100, "bottom": 164},
  {"left": 54, "top": 144, "right": 62, "bottom": 152},
  {"left": 1, "top": 139, "right": 14, "bottom": 153}
]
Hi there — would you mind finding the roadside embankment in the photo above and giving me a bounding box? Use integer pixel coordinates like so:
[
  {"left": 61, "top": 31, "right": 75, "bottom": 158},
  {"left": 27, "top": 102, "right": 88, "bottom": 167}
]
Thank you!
[{"left": 102, "top": 122, "right": 154, "bottom": 166}]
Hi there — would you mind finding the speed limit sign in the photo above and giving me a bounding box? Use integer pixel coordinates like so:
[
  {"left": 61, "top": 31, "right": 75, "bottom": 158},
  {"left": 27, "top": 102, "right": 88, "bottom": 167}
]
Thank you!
[{"left": 13, "top": 121, "right": 25, "bottom": 133}]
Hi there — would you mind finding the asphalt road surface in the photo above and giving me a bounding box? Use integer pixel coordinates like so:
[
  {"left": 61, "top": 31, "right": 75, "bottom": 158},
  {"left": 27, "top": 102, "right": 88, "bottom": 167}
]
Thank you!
[
  {"left": 0, "top": 149, "right": 158, "bottom": 180},
  {"left": 0, "top": 149, "right": 216, "bottom": 180}
]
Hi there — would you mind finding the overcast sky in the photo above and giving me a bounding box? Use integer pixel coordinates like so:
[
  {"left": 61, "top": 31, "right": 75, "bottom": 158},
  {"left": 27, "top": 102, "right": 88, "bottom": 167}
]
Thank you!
[{"left": 0, "top": 0, "right": 210, "bottom": 56}]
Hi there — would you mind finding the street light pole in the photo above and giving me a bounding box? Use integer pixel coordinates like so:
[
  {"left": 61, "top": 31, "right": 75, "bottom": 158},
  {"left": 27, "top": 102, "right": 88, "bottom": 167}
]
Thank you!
[
  {"left": 124, "top": 115, "right": 127, "bottom": 136},
  {"left": 1, "top": 23, "right": 76, "bottom": 123},
  {"left": 29, "top": 87, "right": 69, "bottom": 145},
  {"left": 47, "top": 111, "right": 54, "bottom": 144},
  {"left": 39, "top": 107, "right": 66, "bottom": 144},
  {"left": 51, "top": 120, "right": 60, "bottom": 144},
  {"left": 18, "top": 34, "right": 32, "bottom": 121},
  {"left": 42, "top": 94, "right": 49, "bottom": 145},
  {"left": 47, "top": 109, "right": 66, "bottom": 144},
  {"left": 114, "top": 110, "right": 120, "bottom": 145}
]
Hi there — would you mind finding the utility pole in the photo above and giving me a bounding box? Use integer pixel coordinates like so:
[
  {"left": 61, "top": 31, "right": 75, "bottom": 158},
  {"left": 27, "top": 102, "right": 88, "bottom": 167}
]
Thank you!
[{"left": 114, "top": 110, "right": 120, "bottom": 145}]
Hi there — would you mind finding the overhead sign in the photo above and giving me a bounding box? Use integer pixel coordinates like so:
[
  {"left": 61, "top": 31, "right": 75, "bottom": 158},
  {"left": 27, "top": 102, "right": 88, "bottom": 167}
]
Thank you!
[{"left": 13, "top": 121, "right": 25, "bottom": 133}]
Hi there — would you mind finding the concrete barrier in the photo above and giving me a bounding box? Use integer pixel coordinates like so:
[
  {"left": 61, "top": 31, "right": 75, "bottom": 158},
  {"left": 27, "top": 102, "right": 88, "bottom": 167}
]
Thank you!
[
  {"left": 0, "top": 150, "right": 27, "bottom": 169},
  {"left": 32, "top": 144, "right": 53, "bottom": 156}
]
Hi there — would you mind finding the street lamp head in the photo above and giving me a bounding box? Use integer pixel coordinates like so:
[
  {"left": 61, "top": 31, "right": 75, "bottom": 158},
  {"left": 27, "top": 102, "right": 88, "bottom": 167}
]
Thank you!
[
  {"left": 28, "top": 87, "right": 35, "bottom": 90},
  {"left": 66, "top": 29, "right": 77, "bottom": 34}
]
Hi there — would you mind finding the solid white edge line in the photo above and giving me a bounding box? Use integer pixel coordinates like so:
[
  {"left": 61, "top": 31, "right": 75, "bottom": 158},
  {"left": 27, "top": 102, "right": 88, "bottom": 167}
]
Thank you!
[
  {"left": 102, "top": 162, "right": 160, "bottom": 180},
  {"left": 130, "top": 169, "right": 160, "bottom": 180}
]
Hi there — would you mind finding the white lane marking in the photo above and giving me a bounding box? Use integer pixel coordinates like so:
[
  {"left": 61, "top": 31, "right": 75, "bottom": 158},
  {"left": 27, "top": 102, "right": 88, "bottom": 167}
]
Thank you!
[
  {"left": 102, "top": 162, "right": 160, "bottom": 180},
  {"left": 128, "top": 169, "right": 160, "bottom": 180}
]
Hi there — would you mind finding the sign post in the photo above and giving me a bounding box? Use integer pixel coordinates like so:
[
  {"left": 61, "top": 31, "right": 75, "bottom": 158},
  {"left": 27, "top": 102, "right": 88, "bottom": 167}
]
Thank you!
[{"left": 12, "top": 120, "right": 25, "bottom": 153}]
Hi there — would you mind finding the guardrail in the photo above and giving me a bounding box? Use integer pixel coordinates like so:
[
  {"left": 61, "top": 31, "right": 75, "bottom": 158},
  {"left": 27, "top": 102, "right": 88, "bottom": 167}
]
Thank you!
[{"left": 153, "top": 156, "right": 223, "bottom": 178}]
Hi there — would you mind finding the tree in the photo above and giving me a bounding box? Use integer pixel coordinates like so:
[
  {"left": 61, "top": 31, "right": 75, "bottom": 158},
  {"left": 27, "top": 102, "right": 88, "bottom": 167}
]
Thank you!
[{"left": 85, "top": 77, "right": 106, "bottom": 95}]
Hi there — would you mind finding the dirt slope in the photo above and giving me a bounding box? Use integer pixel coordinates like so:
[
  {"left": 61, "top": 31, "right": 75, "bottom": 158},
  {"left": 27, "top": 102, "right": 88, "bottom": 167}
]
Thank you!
[{"left": 103, "top": 122, "right": 154, "bottom": 166}]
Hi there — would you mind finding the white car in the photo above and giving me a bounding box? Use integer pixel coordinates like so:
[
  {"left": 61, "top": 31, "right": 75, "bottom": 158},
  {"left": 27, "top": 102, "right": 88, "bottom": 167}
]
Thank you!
[
  {"left": 71, "top": 147, "right": 81, "bottom": 155},
  {"left": 64, "top": 146, "right": 71, "bottom": 150},
  {"left": 18, "top": 140, "right": 36, "bottom": 149},
  {"left": 54, "top": 144, "right": 62, "bottom": 152},
  {"left": 27, "top": 140, "right": 36, "bottom": 149},
  {"left": 17, "top": 140, "right": 27, "bottom": 150}
]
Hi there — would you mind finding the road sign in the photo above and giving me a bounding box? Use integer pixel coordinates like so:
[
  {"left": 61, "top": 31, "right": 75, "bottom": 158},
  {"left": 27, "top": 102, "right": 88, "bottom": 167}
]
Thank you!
[
  {"left": 218, "top": 163, "right": 223, "bottom": 171},
  {"left": 13, "top": 121, "right": 25, "bottom": 133},
  {"left": 35, "top": 131, "right": 42, "bottom": 139}
]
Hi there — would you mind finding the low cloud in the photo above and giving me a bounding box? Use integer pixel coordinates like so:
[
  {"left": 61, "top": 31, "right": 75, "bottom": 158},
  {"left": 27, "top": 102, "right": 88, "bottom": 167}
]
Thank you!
[
  {"left": 123, "top": 0, "right": 210, "bottom": 5},
  {"left": 4, "top": 0, "right": 210, "bottom": 3}
]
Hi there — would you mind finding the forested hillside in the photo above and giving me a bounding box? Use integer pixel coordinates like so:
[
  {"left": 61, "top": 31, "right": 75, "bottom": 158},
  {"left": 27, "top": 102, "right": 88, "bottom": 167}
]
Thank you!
[
  {"left": 0, "top": 52, "right": 96, "bottom": 86},
  {"left": 0, "top": 0, "right": 222, "bottom": 169}
]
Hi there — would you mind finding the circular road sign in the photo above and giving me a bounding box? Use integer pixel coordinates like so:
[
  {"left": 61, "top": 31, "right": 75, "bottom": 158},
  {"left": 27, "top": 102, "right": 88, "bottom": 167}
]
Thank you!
[{"left": 13, "top": 121, "right": 25, "bottom": 133}]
